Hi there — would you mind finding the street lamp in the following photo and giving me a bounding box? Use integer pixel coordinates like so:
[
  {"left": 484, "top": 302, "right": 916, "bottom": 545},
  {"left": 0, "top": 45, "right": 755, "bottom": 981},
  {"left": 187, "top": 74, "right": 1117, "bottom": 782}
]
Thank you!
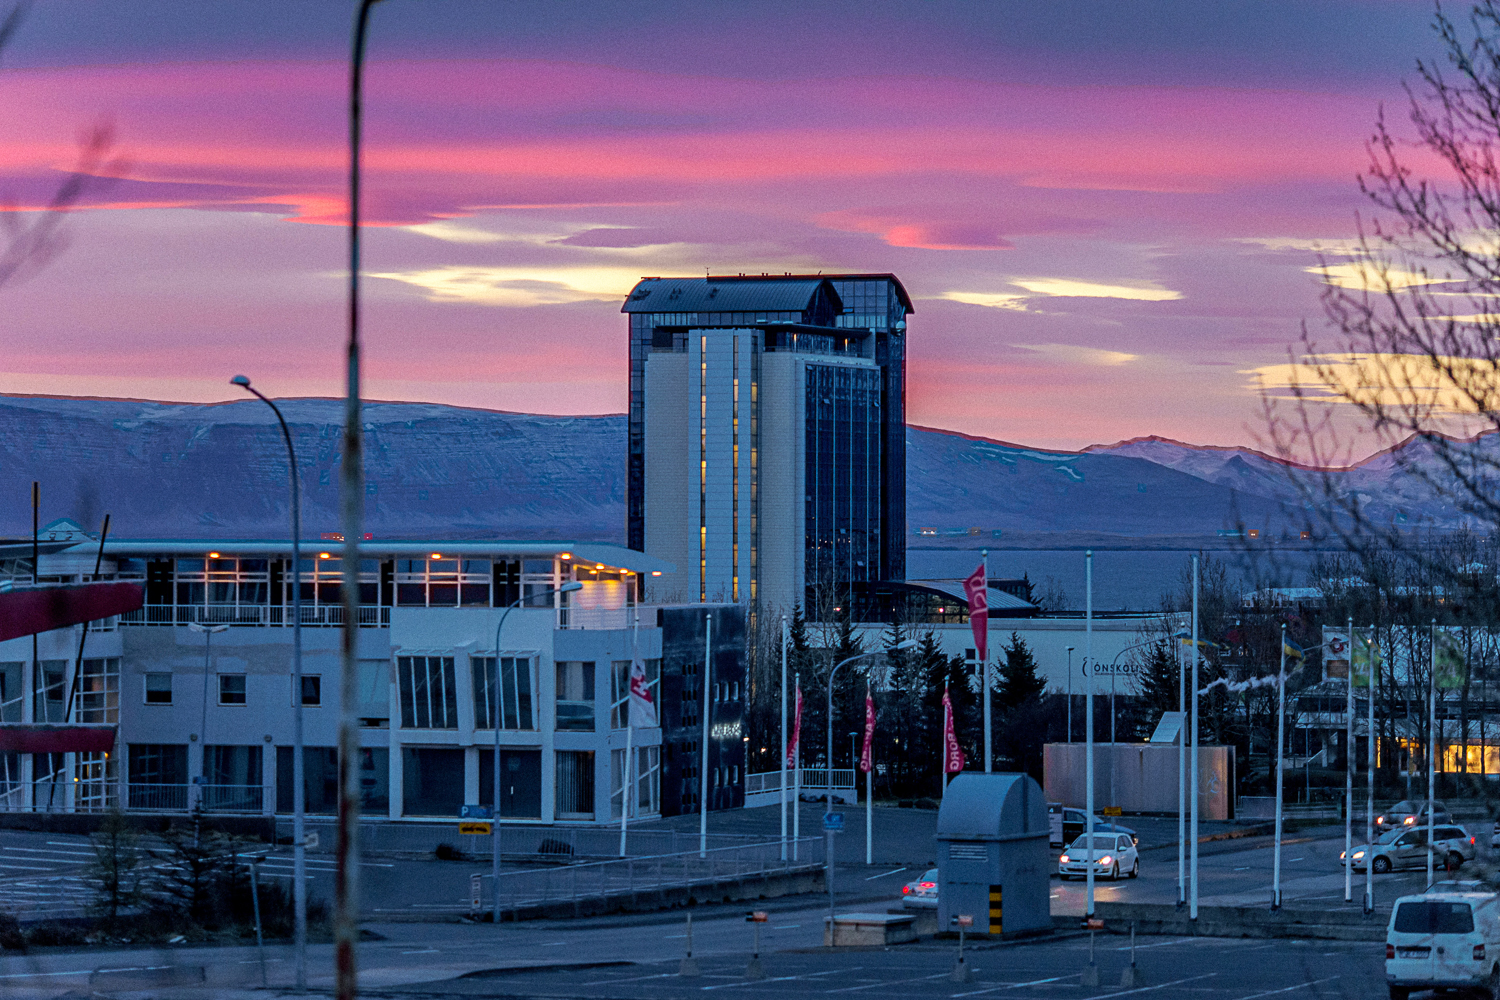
[
  {"left": 490, "top": 580, "right": 582, "bottom": 925},
  {"left": 824, "top": 639, "right": 917, "bottom": 930},
  {"left": 230, "top": 373, "right": 309, "bottom": 989},
  {"left": 1103, "top": 639, "right": 1155, "bottom": 744},
  {"left": 187, "top": 621, "right": 228, "bottom": 817}
]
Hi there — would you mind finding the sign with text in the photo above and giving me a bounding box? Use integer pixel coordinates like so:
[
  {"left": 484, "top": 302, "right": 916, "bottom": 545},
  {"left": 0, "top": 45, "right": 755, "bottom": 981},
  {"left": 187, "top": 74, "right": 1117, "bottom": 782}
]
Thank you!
[
  {"left": 459, "top": 804, "right": 493, "bottom": 820},
  {"left": 823, "top": 812, "right": 845, "bottom": 832},
  {"left": 459, "top": 822, "right": 493, "bottom": 836}
]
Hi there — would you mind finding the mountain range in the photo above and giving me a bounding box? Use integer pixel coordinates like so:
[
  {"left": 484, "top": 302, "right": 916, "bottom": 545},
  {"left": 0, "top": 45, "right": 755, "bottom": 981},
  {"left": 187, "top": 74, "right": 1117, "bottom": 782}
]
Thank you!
[{"left": 0, "top": 394, "right": 1479, "bottom": 542}]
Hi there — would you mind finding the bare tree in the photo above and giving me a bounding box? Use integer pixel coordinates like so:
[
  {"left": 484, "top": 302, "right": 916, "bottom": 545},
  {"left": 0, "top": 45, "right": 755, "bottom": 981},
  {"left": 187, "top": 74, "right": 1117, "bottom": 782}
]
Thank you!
[{"left": 0, "top": 3, "right": 124, "bottom": 293}]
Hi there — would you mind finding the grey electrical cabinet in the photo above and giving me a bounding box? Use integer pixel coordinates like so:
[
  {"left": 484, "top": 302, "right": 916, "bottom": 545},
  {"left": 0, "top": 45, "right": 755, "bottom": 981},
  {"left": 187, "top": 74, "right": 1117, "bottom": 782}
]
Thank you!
[{"left": 936, "top": 772, "right": 1050, "bottom": 937}]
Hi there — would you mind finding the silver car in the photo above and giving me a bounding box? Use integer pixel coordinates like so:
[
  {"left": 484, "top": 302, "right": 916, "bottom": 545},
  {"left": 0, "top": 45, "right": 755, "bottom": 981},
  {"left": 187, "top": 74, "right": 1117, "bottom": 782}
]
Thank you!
[
  {"left": 901, "top": 868, "right": 938, "bottom": 909},
  {"left": 1343, "top": 824, "right": 1476, "bottom": 873}
]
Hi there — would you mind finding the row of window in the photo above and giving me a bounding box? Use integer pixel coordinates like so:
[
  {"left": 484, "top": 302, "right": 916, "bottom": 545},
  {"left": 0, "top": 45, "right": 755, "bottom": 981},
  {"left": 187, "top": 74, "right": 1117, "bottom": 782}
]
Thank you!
[
  {"left": 396, "top": 656, "right": 661, "bottom": 732},
  {"left": 0, "top": 659, "right": 119, "bottom": 724}
]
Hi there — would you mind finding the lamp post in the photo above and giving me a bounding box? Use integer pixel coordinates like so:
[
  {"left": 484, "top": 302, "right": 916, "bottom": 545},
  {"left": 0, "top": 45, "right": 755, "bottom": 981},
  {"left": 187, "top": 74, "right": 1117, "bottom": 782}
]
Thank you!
[
  {"left": 848, "top": 732, "right": 859, "bottom": 770},
  {"left": 187, "top": 622, "right": 228, "bottom": 818},
  {"left": 1102, "top": 639, "right": 1154, "bottom": 744},
  {"left": 824, "top": 640, "right": 916, "bottom": 923},
  {"left": 231, "top": 374, "right": 309, "bottom": 989},
  {"left": 489, "top": 580, "right": 581, "bottom": 925}
]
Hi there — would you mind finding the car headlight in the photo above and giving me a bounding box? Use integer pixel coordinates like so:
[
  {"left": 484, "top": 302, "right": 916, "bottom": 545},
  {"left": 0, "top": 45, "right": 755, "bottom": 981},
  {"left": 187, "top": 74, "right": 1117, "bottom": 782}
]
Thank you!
[
  {"left": 1353, "top": 850, "right": 1365, "bottom": 860},
  {"left": 1405, "top": 817, "right": 1416, "bottom": 825},
  {"left": 1340, "top": 851, "right": 1347, "bottom": 861},
  {"left": 1099, "top": 855, "right": 1113, "bottom": 865},
  {"left": 1059, "top": 854, "right": 1070, "bottom": 863}
]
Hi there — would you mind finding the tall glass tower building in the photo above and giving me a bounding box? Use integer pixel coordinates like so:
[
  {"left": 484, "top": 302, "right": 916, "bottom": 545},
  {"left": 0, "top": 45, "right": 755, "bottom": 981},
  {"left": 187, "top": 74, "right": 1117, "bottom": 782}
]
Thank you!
[{"left": 622, "top": 273, "right": 910, "bottom": 615}]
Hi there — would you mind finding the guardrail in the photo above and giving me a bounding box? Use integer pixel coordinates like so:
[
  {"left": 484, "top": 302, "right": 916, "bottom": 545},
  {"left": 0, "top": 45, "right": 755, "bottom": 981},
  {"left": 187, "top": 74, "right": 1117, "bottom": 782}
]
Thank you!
[{"left": 120, "top": 605, "right": 390, "bottom": 628}]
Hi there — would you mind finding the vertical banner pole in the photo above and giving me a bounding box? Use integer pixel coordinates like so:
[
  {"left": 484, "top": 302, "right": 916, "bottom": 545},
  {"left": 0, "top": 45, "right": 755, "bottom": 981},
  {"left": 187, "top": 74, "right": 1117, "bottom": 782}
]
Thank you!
[
  {"left": 1344, "top": 616, "right": 1353, "bottom": 903},
  {"left": 701, "top": 612, "right": 712, "bottom": 858},
  {"left": 1428, "top": 619, "right": 1437, "bottom": 889},
  {"left": 1366, "top": 625, "right": 1376, "bottom": 913},
  {"left": 1272, "top": 624, "right": 1285, "bottom": 910},
  {"left": 982, "top": 549, "right": 991, "bottom": 772},
  {"left": 780, "top": 615, "right": 788, "bottom": 862},
  {"left": 1177, "top": 627, "right": 1185, "bottom": 908},
  {"left": 1084, "top": 550, "right": 1095, "bottom": 919},
  {"left": 1190, "top": 554, "right": 1199, "bottom": 921}
]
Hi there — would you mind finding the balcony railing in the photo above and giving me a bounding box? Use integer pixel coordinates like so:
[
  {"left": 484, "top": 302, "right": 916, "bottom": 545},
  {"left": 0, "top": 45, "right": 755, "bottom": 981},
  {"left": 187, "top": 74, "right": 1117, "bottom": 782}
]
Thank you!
[
  {"left": 127, "top": 783, "right": 189, "bottom": 812},
  {"left": 121, "top": 604, "right": 391, "bottom": 628},
  {"left": 200, "top": 783, "right": 264, "bottom": 813},
  {"left": 558, "top": 606, "right": 657, "bottom": 630}
]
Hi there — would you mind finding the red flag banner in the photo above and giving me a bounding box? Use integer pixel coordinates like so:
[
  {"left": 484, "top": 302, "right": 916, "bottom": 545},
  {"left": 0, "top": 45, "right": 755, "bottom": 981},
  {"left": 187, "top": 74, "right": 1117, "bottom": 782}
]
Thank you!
[
  {"left": 962, "top": 562, "right": 988, "bottom": 663},
  {"left": 942, "top": 684, "right": 966, "bottom": 774},
  {"left": 859, "top": 687, "right": 875, "bottom": 773},
  {"left": 786, "top": 683, "right": 802, "bottom": 769}
]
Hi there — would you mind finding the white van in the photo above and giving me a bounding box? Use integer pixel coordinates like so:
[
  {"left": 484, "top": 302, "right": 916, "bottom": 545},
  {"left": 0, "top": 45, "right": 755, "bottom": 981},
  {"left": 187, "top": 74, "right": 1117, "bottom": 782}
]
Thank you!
[{"left": 1386, "top": 892, "right": 1500, "bottom": 999}]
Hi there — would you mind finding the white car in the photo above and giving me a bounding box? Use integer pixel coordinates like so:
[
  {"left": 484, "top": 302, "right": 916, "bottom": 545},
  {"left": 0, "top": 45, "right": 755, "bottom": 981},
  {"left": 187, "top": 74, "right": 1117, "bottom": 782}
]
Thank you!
[
  {"left": 901, "top": 868, "right": 938, "bottom": 909},
  {"left": 1386, "top": 892, "right": 1500, "bottom": 999},
  {"left": 1059, "top": 832, "right": 1139, "bottom": 881}
]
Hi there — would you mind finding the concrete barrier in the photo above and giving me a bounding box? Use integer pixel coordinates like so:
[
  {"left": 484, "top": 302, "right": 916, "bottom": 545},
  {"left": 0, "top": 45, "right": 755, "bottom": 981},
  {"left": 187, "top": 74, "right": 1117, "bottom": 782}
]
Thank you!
[{"left": 1073, "top": 902, "right": 1387, "bottom": 941}]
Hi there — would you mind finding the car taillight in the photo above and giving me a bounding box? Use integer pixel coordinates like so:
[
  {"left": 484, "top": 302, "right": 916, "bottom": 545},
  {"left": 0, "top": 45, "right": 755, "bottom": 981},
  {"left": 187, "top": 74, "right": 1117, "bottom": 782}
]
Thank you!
[
  {"left": 902, "top": 886, "right": 911, "bottom": 894},
  {"left": 1387, "top": 944, "right": 1395, "bottom": 959},
  {"left": 919, "top": 882, "right": 936, "bottom": 889},
  {"left": 1471, "top": 837, "right": 1477, "bottom": 846},
  {"left": 1477, "top": 945, "right": 1487, "bottom": 961}
]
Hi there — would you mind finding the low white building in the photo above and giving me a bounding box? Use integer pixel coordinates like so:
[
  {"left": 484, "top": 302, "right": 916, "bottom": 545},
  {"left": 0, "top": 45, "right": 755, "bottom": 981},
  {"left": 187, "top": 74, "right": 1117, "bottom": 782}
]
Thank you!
[{"left": 0, "top": 523, "right": 749, "bottom": 826}]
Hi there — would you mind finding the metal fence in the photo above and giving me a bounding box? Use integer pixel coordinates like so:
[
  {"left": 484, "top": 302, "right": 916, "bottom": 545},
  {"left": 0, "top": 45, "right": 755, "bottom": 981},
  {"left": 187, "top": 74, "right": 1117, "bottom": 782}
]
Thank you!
[
  {"left": 200, "top": 784, "right": 264, "bottom": 813},
  {"left": 120, "top": 604, "right": 391, "bottom": 627},
  {"left": 126, "top": 783, "right": 189, "bottom": 812}
]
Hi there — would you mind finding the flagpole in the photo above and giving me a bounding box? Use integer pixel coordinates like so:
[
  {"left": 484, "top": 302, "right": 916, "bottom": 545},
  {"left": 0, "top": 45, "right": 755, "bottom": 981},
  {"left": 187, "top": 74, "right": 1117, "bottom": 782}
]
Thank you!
[
  {"left": 982, "top": 549, "right": 991, "bottom": 772},
  {"left": 1190, "top": 553, "right": 1199, "bottom": 921},
  {"left": 1273, "top": 624, "right": 1285, "bottom": 910},
  {"left": 700, "top": 611, "right": 711, "bottom": 859},
  {"left": 780, "top": 615, "right": 788, "bottom": 863},
  {"left": 1344, "top": 615, "right": 1353, "bottom": 904},
  {"left": 1177, "top": 624, "right": 1185, "bottom": 909},
  {"left": 620, "top": 611, "right": 637, "bottom": 857},
  {"left": 865, "top": 682, "right": 873, "bottom": 865},
  {"left": 1428, "top": 619, "right": 1436, "bottom": 889},
  {"left": 1085, "top": 549, "right": 1095, "bottom": 921},
  {"left": 793, "top": 672, "right": 800, "bottom": 861},
  {"left": 1365, "top": 624, "right": 1375, "bottom": 913}
]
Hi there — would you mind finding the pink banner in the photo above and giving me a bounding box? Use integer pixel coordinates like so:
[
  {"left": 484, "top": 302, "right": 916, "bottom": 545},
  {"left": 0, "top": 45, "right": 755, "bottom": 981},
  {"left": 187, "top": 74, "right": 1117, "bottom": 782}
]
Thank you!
[
  {"left": 786, "top": 683, "right": 802, "bottom": 768},
  {"left": 859, "top": 687, "right": 875, "bottom": 773},
  {"left": 942, "top": 684, "right": 966, "bottom": 774},
  {"left": 962, "top": 562, "right": 987, "bottom": 663}
]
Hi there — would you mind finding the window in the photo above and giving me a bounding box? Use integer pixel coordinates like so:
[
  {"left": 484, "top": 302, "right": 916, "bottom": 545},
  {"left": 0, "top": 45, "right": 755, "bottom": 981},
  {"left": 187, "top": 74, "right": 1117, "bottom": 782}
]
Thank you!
[
  {"left": 32, "top": 660, "right": 66, "bottom": 722},
  {"left": 1394, "top": 901, "right": 1474, "bottom": 934},
  {"left": 356, "top": 659, "right": 389, "bottom": 720},
  {"left": 401, "top": 747, "right": 464, "bottom": 816},
  {"left": 218, "top": 674, "right": 247, "bottom": 706},
  {"left": 276, "top": 746, "right": 338, "bottom": 814},
  {"left": 555, "top": 661, "right": 595, "bottom": 731},
  {"left": 145, "top": 672, "right": 172, "bottom": 705},
  {"left": 610, "top": 659, "right": 660, "bottom": 729},
  {"left": 74, "top": 752, "right": 115, "bottom": 812},
  {"left": 359, "top": 747, "right": 389, "bottom": 813},
  {"left": 298, "top": 675, "right": 321, "bottom": 707},
  {"left": 395, "top": 559, "right": 493, "bottom": 608},
  {"left": 128, "top": 743, "right": 188, "bottom": 811},
  {"left": 77, "top": 658, "right": 119, "bottom": 723},
  {"left": 203, "top": 745, "right": 263, "bottom": 812},
  {"left": 472, "top": 656, "right": 535, "bottom": 730},
  {"left": 0, "top": 662, "right": 21, "bottom": 721},
  {"left": 397, "top": 656, "right": 458, "bottom": 729},
  {"left": 555, "top": 750, "right": 595, "bottom": 819},
  {"left": 610, "top": 746, "right": 660, "bottom": 819}
]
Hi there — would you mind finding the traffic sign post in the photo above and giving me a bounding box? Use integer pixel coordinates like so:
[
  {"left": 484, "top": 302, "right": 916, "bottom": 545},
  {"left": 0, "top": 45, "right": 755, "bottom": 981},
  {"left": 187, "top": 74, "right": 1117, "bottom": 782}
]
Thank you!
[
  {"left": 745, "top": 911, "right": 768, "bottom": 979},
  {"left": 824, "top": 813, "right": 843, "bottom": 937},
  {"left": 951, "top": 915, "right": 973, "bottom": 982},
  {"left": 469, "top": 873, "right": 482, "bottom": 917}
]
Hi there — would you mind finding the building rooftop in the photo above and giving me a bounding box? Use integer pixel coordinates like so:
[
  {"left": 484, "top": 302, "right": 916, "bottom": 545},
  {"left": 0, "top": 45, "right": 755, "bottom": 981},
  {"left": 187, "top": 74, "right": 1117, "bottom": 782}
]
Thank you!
[{"left": 622, "top": 276, "right": 840, "bottom": 316}]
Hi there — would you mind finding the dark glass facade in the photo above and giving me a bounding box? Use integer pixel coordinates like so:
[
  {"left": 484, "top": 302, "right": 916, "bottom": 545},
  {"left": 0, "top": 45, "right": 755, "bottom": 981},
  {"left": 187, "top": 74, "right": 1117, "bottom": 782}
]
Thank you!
[
  {"left": 656, "top": 605, "right": 746, "bottom": 817},
  {"left": 804, "top": 364, "right": 883, "bottom": 609}
]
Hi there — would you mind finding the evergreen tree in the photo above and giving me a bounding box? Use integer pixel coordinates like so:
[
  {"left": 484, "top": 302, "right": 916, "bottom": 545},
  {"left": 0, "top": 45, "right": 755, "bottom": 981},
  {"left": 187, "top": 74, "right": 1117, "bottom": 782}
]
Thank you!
[
  {"left": 997, "top": 632, "right": 1046, "bottom": 712},
  {"left": 921, "top": 631, "right": 979, "bottom": 786},
  {"left": 876, "top": 623, "right": 920, "bottom": 797}
]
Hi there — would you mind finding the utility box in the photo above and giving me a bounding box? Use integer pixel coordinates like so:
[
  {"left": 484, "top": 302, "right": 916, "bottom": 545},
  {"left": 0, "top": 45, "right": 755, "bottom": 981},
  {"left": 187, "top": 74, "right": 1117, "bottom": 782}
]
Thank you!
[{"left": 936, "top": 772, "right": 1050, "bottom": 938}]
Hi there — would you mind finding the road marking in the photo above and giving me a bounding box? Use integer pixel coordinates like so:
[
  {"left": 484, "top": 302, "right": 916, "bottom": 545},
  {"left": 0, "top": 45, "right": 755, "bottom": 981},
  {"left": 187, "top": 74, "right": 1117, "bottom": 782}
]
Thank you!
[
  {"left": 1078, "top": 971, "right": 1217, "bottom": 999},
  {"left": 2, "top": 847, "right": 93, "bottom": 857},
  {"left": 828, "top": 971, "right": 949, "bottom": 992},
  {"left": 866, "top": 867, "right": 907, "bottom": 880},
  {"left": 0, "top": 863, "right": 52, "bottom": 870},
  {"left": 0, "top": 969, "right": 93, "bottom": 981},
  {"left": 773, "top": 924, "right": 800, "bottom": 929},
  {"left": 1114, "top": 937, "right": 1194, "bottom": 951},
  {"left": 1287, "top": 857, "right": 1305, "bottom": 862},
  {"left": 952, "top": 974, "right": 1070, "bottom": 997},
  {"left": 401, "top": 949, "right": 440, "bottom": 955},
  {"left": 1233, "top": 866, "right": 1252, "bottom": 871},
  {"left": 702, "top": 966, "right": 864, "bottom": 990},
  {"left": 1230, "top": 976, "right": 1339, "bottom": 998},
  {"left": 583, "top": 971, "right": 676, "bottom": 986}
]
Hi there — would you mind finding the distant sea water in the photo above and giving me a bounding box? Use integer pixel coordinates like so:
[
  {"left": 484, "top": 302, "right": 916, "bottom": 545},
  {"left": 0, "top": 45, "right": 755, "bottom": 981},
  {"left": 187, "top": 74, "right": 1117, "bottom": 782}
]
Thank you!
[{"left": 906, "top": 547, "right": 1334, "bottom": 612}]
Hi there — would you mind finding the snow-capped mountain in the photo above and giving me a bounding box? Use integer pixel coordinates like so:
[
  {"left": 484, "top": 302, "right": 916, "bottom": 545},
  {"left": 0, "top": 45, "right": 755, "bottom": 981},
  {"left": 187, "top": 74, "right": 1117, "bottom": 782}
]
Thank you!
[{"left": 0, "top": 395, "right": 1483, "bottom": 541}]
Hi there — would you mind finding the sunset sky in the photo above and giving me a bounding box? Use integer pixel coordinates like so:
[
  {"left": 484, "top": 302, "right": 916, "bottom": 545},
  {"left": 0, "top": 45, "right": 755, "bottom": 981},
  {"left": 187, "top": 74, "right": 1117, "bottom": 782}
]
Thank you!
[{"left": 0, "top": 0, "right": 1444, "bottom": 450}]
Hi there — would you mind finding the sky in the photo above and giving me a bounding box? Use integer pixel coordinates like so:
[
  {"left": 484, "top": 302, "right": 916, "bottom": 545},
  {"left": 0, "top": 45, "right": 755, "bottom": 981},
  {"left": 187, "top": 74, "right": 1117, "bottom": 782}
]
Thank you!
[{"left": 0, "top": 0, "right": 1448, "bottom": 450}]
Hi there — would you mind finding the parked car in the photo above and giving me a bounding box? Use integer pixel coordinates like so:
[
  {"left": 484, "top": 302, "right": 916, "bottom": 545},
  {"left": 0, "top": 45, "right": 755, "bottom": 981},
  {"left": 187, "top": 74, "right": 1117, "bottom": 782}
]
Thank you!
[
  {"left": 1049, "top": 804, "right": 1138, "bottom": 847},
  {"left": 1491, "top": 820, "right": 1500, "bottom": 850},
  {"left": 1386, "top": 892, "right": 1500, "bottom": 1000},
  {"left": 1342, "top": 824, "right": 1477, "bottom": 873},
  {"left": 901, "top": 868, "right": 938, "bottom": 909},
  {"left": 1059, "top": 832, "right": 1139, "bottom": 881},
  {"left": 1377, "top": 800, "right": 1452, "bottom": 834}
]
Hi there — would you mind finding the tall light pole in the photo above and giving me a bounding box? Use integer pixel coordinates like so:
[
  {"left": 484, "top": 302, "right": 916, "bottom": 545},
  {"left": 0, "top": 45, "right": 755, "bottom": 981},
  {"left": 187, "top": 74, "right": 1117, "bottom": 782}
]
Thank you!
[
  {"left": 187, "top": 622, "right": 228, "bottom": 817},
  {"left": 230, "top": 374, "right": 308, "bottom": 988},
  {"left": 489, "top": 581, "right": 580, "bottom": 924},
  {"left": 338, "top": 5, "right": 383, "bottom": 998},
  {"left": 825, "top": 640, "right": 916, "bottom": 922},
  {"left": 780, "top": 615, "right": 788, "bottom": 862}
]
